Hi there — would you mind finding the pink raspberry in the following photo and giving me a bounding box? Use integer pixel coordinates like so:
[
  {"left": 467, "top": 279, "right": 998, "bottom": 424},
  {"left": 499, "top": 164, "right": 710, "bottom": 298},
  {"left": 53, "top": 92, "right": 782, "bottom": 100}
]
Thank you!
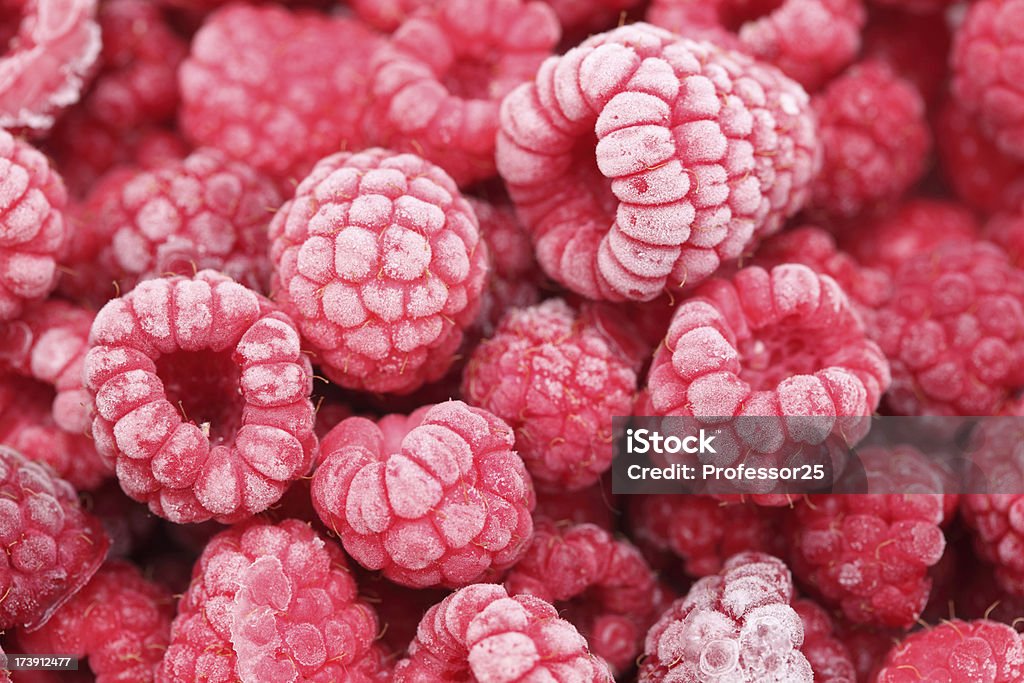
[
  {"left": 0, "top": 0, "right": 101, "bottom": 132},
  {"left": 311, "top": 401, "right": 534, "bottom": 588},
  {"left": 862, "top": 6, "right": 952, "bottom": 107},
  {"left": 872, "top": 241, "right": 1024, "bottom": 415},
  {"left": 985, "top": 209, "right": 1024, "bottom": 267},
  {"left": 874, "top": 619, "right": 1024, "bottom": 682},
  {"left": 0, "top": 447, "right": 110, "bottom": 631},
  {"left": 17, "top": 560, "right": 173, "bottom": 682},
  {"left": 809, "top": 61, "right": 930, "bottom": 219},
  {"left": 505, "top": 520, "right": 659, "bottom": 674},
  {"left": 157, "top": 519, "right": 388, "bottom": 683},
  {"left": 462, "top": 299, "right": 637, "bottom": 490},
  {"left": 178, "top": 4, "right": 383, "bottom": 185},
  {"left": 496, "top": 23, "right": 820, "bottom": 301},
  {"left": 0, "top": 130, "right": 71, "bottom": 321},
  {"left": 269, "top": 148, "right": 488, "bottom": 395},
  {"left": 952, "top": 0, "right": 1024, "bottom": 161},
  {"left": 83, "top": 270, "right": 318, "bottom": 524},
  {"left": 646, "top": 0, "right": 866, "bottom": 91},
  {"left": 793, "top": 598, "right": 857, "bottom": 683},
  {"left": 395, "top": 583, "right": 612, "bottom": 681},
  {"left": 366, "top": 0, "right": 560, "bottom": 186}
]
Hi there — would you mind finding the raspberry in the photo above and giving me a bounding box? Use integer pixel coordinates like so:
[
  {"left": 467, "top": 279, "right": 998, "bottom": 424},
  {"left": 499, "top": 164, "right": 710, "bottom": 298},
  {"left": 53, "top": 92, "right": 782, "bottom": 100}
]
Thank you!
[
  {"left": 793, "top": 598, "right": 857, "bottom": 683},
  {"left": 952, "top": 0, "right": 1024, "bottom": 161},
  {"left": 0, "top": 447, "right": 110, "bottom": 631},
  {"left": 534, "top": 478, "right": 617, "bottom": 530},
  {"left": 0, "top": 0, "right": 101, "bottom": 132},
  {"left": 157, "top": 519, "right": 388, "bottom": 683},
  {"left": 178, "top": 4, "right": 383, "bottom": 185},
  {"left": 808, "top": 61, "right": 930, "bottom": 219},
  {"left": 394, "top": 582, "right": 613, "bottom": 681},
  {"left": 872, "top": 241, "right": 1024, "bottom": 415},
  {"left": 985, "top": 209, "right": 1024, "bottom": 267},
  {"left": 874, "top": 619, "right": 1024, "bottom": 682},
  {"left": 862, "top": 6, "right": 952, "bottom": 106},
  {"left": 366, "top": 0, "right": 561, "bottom": 187},
  {"left": 0, "top": 131, "right": 71, "bottom": 322},
  {"left": 639, "top": 552, "right": 813, "bottom": 682},
  {"left": 17, "top": 560, "right": 173, "bottom": 682},
  {"left": 269, "top": 148, "right": 488, "bottom": 395},
  {"left": 462, "top": 299, "right": 637, "bottom": 490},
  {"left": 496, "top": 23, "right": 820, "bottom": 301},
  {"left": 311, "top": 401, "right": 534, "bottom": 588},
  {"left": 83, "top": 270, "right": 318, "bottom": 524}
]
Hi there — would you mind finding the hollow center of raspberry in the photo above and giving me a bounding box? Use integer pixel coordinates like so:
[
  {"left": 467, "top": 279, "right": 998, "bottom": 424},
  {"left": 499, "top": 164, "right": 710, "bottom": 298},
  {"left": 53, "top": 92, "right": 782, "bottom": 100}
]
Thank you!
[
  {"left": 737, "top": 328, "right": 824, "bottom": 389},
  {"left": 155, "top": 349, "right": 242, "bottom": 444},
  {"left": 443, "top": 58, "right": 499, "bottom": 100},
  {"left": 718, "top": 0, "right": 785, "bottom": 31}
]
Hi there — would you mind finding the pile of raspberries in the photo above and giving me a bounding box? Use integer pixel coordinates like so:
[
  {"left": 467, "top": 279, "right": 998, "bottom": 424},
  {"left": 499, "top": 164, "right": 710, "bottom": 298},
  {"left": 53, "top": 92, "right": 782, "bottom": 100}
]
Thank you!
[{"left": 5, "top": 0, "right": 1024, "bottom": 681}]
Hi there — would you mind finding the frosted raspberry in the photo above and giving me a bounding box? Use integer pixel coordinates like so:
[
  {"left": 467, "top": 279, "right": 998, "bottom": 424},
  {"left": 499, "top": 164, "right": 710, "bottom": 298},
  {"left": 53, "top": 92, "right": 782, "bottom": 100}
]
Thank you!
[
  {"left": 269, "top": 148, "right": 488, "bottom": 395},
  {"left": 872, "top": 241, "right": 1024, "bottom": 415},
  {"left": 792, "top": 598, "right": 857, "bottom": 683},
  {"left": 862, "top": 6, "right": 952, "bottom": 106},
  {"left": 178, "top": 4, "right": 383, "bottom": 185},
  {"left": 809, "top": 61, "right": 930, "bottom": 219},
  {"left": 875, "top": 619, "right": 1024, "bottom": 682},
  {"left": 463, "top": 299, "right": 636, "bottom": 490},
  {"left": 639, "top": 552, "right": 812, "bottom": 682},
  {"left": 496, "top": 23, "right": 820, "bottom": 301},
  {"left": 395, "top": 583, "right": 612, "bottom": 681},
  {"left": 83, "top": 270, "right": 318, "bottom": 524},
  {"left": 366, "top": 0, "right": 560, "bottom": 186},
  {"left": 17, "top": 561, "right": 173, "bottom": 682},
  {"left": 0, "top": 447, "right": 110, "bottom": 631},
  {"left": 952, "top": 0, "right": 1024, "bottom": 160},
  {"left": 311, "top": 401, "right": 534, "bottom": 588},
  {"left": 158, "top": 519, "right": 388, "bottom": 683},
  {"left": 985, "top": 209, "right": 1024, "bottom": 267},
  {"left": 0, "top": 0, "right": 101, "bottom": 132},
  {"left": 0, "top": 131, "right": 70, "bottom": 321}
]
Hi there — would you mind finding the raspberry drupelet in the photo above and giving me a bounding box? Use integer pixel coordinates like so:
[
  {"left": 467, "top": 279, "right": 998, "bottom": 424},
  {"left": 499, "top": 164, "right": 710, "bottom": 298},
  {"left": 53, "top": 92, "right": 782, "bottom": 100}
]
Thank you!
[
  {"left": 269, "top": 148, "right": 488, "bottom": 395},
  {"left": 311, "top": 401, "right": 535, "bottom": 589},
  {"left": 874, "top": 619, "right": 1024, "bottom": 682},
  {"left": 496, "top": 22, "right": 820, "bottom": 302},
  {"left": 83, "top": 270, "right": 318, "bottom": 524},
  {"left": 792, "top": 598, "right": 857, "bottom": 683}
]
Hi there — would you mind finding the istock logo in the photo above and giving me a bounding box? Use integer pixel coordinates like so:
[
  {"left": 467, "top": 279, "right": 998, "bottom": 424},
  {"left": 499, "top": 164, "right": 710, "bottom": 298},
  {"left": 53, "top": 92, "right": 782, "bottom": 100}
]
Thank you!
[{"left": 625, "top": 428, "right": 717, "bottom": 455}]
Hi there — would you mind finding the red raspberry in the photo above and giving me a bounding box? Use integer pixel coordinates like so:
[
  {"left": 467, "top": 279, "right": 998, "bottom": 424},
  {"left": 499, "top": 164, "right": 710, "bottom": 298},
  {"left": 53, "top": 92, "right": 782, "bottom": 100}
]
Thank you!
[
  {"left": 178, "top": 4, "right": 383, "bottom": 185},
  {"left": 872, "top": 241, "right": 1024, "bottom": 415},
  {"left": 646, "top": 0, "right": 867, "bottom": 91},
  {"left": 985, "top": 209, "right": 1024, "bottom": 267},
  {"left": 639, "top": 552, "right": 813, "bottom": 681},
  {"left": 496, "top": 23, "right": 821, "bottom": 301},
  {"left": 534, "top": 478, "right": 617, "bottom": 530},
  {"left": 395, "top": 582, "right": 612, "bottom": 681},
  {"left": 311, "top": 401, "right": 535, "bottom": 588},
  {"left": 0, "top": 0, "right": 100, "bottom": 132},
  {"left": 462, "top": 299, "right": 637, "bottom": 490},
  {"left": 366, "top": 0, "right": 560, "bottom": 187},
  {"left": 0, "top": 447, "right": 110, "bottom": 631},
  {"left": 793, "top": 598, "right": 857, "bottom": 683},
  {"left": 269, "top": 148, "right": 488, "bottom": 395},
  {"left": 874, "top": 619, "right": 1024, "bottom": 682},
  {"left": 83, "top": 270, "right": 318, "bottom": 524},
  {"left": 862, "top": 6, "right": 952, "bottom": 107},
  {"left": 0, "top": 131, "right": 71, "bottom": 321},
  {"left": 17, "top": 560, "right": 173, "bottom": 682},
  {"left": 157, "top": 519, "right": 388, "bottom": 683},
  {"left": 952, "top": 0, "right": 1024, "bottom": 161},
  {"left": 809, "top": 61, "right": 930, "bottom": 219}
]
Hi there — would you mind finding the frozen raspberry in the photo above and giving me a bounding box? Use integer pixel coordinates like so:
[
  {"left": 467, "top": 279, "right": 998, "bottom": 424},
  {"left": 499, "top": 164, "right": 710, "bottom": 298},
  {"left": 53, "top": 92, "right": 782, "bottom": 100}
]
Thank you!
[
  {"left": 496, "top": 23, "right": 820, "bottom": 301},
  {"left": 311, "top": 401, "right": 534, "bottom": 588},
  {"left": 534, "top": 479, "right": 617, "bottom": 530},
  {"left": 83, "top": 270, "right": 318, "bottom": 524},
  {"left": 462, "top": 299, "right": 636, "bottom": 490},
  {"left": 505, "top": 520, "right": 659, "bottom": 674},
  {"left": 178, "top": 4, "right": 383, "bottom": 186},
  {"left": 792, "top": 598, "right": 857, "bottom": 683},
  {"left": 862, "top": 7, "right": 952, "bottom": 107},
  {"left": 872, "top": 241, "right": 1024, "bottom": 415},
  {"left": 0, "top": 447, "right": 110, "bottom": 631},
  {"left": 952, "top": 0, "right": 1024, "bottom": 160},
  {"left": 875, "top": 619, "right": 1024, "bottom": 682},
  {"left": 985, "top": 209, "right": 1024, "bottom": 267},
  {"left": 0, "top": 130, "right": 71, "bottom": 321},
  {"left": 17, "top": 560, "right": 173, "bottom": 682},
  {"left": 808, "top": 61, "right": 930, "bottom": 219},
  {"left": 269, "top": 148, "right": 488, "bottom": 395},
  {"left": 0, "top": 0, "right": 101, "bottom": 132},
  {"left": 639, "top": 552, "right": 812, "bottom": 681},
  {"left": 158, "top": 519, "right": 388, "bottom": 683},
  {"left": 366, "top": 0, "right": 560, "bottom": 186},
  {"left": 646, "top": 0, "right": 866, "bottom": 91},
  {"left": 395, "top": 582, "right": 612, "bottom": 681}
]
